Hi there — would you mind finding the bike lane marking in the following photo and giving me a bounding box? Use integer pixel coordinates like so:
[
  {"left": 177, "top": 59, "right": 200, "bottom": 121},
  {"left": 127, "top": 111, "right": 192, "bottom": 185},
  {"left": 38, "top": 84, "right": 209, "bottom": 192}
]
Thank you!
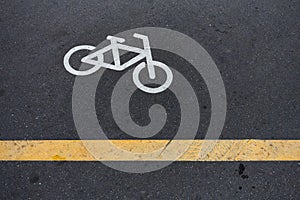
[{"left": 0, "top": 140, "right": 299, "bottom": 161}]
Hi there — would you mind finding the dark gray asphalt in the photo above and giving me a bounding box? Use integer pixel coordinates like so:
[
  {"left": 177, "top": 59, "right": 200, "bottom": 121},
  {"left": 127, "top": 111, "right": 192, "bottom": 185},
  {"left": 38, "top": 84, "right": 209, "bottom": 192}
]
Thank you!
[{"left": 0, "top": 0, "right": 299, "bottom": 199}]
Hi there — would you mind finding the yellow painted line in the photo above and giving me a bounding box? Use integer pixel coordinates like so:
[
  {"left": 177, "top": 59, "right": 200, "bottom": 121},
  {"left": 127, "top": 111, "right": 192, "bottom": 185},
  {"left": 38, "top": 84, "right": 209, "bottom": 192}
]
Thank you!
[{"left": 0, "top": 140, "right": 299, "bottom": 161}]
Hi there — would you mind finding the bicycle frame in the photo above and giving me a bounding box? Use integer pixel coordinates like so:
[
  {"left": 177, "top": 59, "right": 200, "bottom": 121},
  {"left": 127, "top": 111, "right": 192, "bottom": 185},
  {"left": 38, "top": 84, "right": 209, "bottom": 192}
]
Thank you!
[{"left": 82, "top": 33, "right": 156, "bottom": 79}]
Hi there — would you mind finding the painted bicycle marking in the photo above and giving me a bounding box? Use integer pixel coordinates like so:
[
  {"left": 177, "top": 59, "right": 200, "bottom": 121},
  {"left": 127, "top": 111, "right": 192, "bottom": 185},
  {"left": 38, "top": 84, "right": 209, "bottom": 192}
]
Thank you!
[{"left": 63, "top": 33, "right": 173, "bottom": 94}]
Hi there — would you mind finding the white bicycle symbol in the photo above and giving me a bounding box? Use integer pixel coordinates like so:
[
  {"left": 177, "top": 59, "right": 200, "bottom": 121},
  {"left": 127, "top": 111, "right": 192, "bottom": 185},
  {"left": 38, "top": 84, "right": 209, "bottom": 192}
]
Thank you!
[{"left": 64, "top": 33, "right": 173, "bottom": 94}]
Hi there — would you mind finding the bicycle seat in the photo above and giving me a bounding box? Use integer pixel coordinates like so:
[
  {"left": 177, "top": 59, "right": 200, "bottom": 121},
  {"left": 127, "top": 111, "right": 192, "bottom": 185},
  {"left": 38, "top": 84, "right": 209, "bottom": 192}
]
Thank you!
[{"left": 106, "top": 35, "right": 125, "bottom": 43}]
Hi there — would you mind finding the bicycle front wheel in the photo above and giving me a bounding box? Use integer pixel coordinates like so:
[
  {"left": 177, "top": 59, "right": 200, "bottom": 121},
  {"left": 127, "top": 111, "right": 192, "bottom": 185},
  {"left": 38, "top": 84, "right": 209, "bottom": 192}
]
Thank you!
[{"left": 132, "top": 61, "right": 173, "bottom": 94}]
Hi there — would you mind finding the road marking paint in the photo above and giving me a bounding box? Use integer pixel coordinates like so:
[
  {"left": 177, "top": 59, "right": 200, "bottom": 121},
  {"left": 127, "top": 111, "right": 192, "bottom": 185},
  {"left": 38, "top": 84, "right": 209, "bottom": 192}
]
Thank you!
[{"left": 0, "top": 140, "right": 299, "bottom": 161}]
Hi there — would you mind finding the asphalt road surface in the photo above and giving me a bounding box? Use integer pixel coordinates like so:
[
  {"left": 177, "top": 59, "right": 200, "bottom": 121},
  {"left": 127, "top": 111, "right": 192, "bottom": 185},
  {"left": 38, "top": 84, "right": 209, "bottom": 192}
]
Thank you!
[{"left": 0, "top": 0, "right": 299, "bottom": 199}]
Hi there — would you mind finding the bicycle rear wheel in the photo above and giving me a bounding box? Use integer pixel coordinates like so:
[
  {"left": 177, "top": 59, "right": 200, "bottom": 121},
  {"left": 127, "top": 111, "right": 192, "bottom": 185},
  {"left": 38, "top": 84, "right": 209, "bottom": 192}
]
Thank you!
[{"left": 63, "top": 45, "right": 100, "bottom": 76}]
